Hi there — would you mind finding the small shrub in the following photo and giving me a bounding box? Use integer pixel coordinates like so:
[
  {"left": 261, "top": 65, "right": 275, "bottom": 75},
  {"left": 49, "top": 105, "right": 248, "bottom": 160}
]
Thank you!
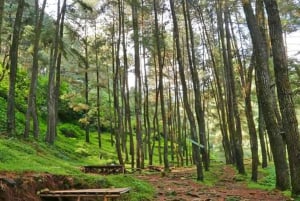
[{"left": 58, "top": 124, "right": 82, "bottom": 138}]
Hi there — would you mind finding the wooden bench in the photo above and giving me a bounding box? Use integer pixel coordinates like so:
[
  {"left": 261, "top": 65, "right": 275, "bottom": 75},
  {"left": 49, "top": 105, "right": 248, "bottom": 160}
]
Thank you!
[
  {"left": 39, "top": 187, "right": 130, "bottom": 201},
  {"left": 83, "top": 165, "right": 125, "bottom": 174}
]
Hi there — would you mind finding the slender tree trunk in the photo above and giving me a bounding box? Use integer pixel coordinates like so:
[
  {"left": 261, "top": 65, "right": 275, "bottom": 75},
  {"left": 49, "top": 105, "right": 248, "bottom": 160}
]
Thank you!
[
  {"left": 46, "top": 0, "right": 61, "bottom": 144},
  {"left": 83, "top": 18, "right": 90, "bottom": 143},
  {"left": 255, "top": 0, "right": 268, "bottom": 169},
  {"left": 153, "top": 0, "right": 169, "bottom": 171},
  {"left": 216, "top": 0, "right": 236, "bottom": 164},
  {"left": 7, "top": 0, "right": 25, "bottom": 137},
  {"left": 94, "top": 23, "right": 101, "bottom": 148},
  {"left": 258, "top": 100, "right": 268, "bottom": 168},
  {"left": 183, "top": 1, "right": 209, "bottom": 171},
  {"left": 24, "top": 0, "right": 47, "bottom": 139},
  {"left": 243, "top": 55, "right": 259, "bottom": 181},
  {"left": 131, "top": 0, "right": 143, "bottom": 169},
  {"left": 152, "top": 57, "right": 161, "bottom": 165},
  {"left": 0, "top": 0, "right": 5, "bottom": 53},
  {"left": 225, "top": 8, "right": 245, "bottom": 174},
  {"left": 264, "top": 0, "right": 300, "bottom": 196},
  {"left": 200, "top": 6, "right": 232, "bottom": 163},
  {"left": 169, "top": 0, "right": 203, "bottom": 180},
  {"left": 114, "top": 0, "right": 124, "bottom": 165},
  {"left": 242, "top": 0, "right": 290, "bottom": 190}
]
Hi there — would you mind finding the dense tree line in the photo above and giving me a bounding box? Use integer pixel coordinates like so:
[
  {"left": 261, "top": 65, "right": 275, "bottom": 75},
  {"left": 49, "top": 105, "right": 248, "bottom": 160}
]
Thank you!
[{"left": 0, "top": 0, "right": 300, "bottom": 197}]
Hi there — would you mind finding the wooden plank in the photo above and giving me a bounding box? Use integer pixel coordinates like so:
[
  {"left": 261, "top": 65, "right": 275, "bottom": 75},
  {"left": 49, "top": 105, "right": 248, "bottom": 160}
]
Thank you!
[
  {"left": 39, "top": 187, "right": 130, "bottom": 201},
  {"left": 39, "top": 187, "right": 130, "bottom": 197}
]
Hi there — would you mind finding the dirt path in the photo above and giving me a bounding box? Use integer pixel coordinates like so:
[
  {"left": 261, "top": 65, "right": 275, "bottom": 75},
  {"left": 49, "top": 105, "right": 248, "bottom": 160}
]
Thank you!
[{"left": 137, "top": 165, "right": 291, "bottom": 201}]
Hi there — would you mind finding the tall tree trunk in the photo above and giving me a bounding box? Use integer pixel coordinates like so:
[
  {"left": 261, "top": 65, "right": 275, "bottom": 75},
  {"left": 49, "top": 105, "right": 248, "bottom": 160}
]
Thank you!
[
  {"left": 54, "top": 0, "right": 66, "bottom": 138},
  {"left": 255, "top": 0, "right": 268, "bottom": 169},
  {"left": 242, "top": 0, "right": 290, "bottom": 190},
  {"left": 169, "top": 0, "right": 203, "bottom": 180},
  {"left": 131, "top": 0, "right": 143, "bottom": 169},
  {"left": 264, "top": 0, "right": 300, "bottom": 196},
  {"left": 84, "top": 19, "right": 90, "bottom": 143},
  {"left": 216, "top": 0, "right": 236, "bottom": 164},
  {"left": 94, "top": 23, "right": 101, "bottom": 148},
  {"left": 114, "top": 0, "right": 124, "bottom": 165},
  {"left": 225, "top": 7, "right": 245, "bottom": 174},
  {"left": 153, "top": 0, "right": 169, "bottom": 171},
  {"left": 7, "top": 0, "right": 25, "bottom": 137},
  {"left": 46, "top": 0, "right": 61, "bottom": 144},
  {"left": 0, "top": 0, "right": 5, "bottom": 53},
  {"left": 24, "top": 0, "right": 47, "bottom": 139},
  {"left": 199, "top": 4, "right": 232, "bottom": 163},
  {"left": 183, "top": 1, "right": 209, "bottom": 171},
  {"left": 120, "top": 2, "right": 133, "bottom": 166},
  {"left": 242, "top": 54, "right": 259, "bottom": 181}
]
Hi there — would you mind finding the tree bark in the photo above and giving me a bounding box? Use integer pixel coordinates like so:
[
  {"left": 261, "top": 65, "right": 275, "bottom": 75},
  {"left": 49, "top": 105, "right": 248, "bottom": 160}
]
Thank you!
[
  {"left": 153, "top": 0, "right": 169, "bottom": 171},
  {"left": 46, "top": 0, "right": 61, "bottom": 144},
  {"left": 184, "top": 0, "right": 209, "bottom": 171},
  {"left": 264, "top": 0, "right": 300, "bottom": 196},
  {"left": 24, "top": 0, "right": 47, "bottom": 139},
  {"left": 7, "top": 0, "right": 25, "bottom": 137},
  {"left": 242, "top": 0, "right": 290, "bottom": 190},
  {"left": 0, "top": 0, "right": 4, "bottom": 53},
  {"left": 169, "top": 0, "right": 203, "bottom": 180},
  {"left": 131, "top": 0, "right": 143, "bottom": 169}
]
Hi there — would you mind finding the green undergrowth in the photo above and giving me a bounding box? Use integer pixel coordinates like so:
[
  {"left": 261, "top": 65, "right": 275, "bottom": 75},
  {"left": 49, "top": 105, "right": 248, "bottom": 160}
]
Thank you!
[{"left": 0, "top": 125, "right": 154, "bottom": 201}]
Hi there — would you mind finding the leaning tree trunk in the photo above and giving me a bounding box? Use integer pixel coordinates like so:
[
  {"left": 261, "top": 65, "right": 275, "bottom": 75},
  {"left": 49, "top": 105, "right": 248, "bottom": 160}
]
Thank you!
[
  {"left": 242, "top": 0, "right": 290, "bottom": 191},
  {"left": 263, "top": 0, "right": 300, "bottom": 196}
]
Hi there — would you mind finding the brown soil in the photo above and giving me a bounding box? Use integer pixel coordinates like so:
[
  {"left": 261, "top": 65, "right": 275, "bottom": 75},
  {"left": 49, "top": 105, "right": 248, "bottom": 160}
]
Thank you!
[
  {"left": 0, "top": 165, "right": 292, "bottom": 201},
  {"left": 137, "top": 165, "right": 291, "bottom": 201}
]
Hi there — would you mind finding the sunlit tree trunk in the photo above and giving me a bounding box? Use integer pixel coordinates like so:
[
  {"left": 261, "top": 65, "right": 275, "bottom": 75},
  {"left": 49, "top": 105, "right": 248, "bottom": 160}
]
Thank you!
[
  {"left": 242, "top": 0, "right": 290, "bottom": 190},
  {"left": 264, "top": 0, "right": 300, "bottom": 196}
]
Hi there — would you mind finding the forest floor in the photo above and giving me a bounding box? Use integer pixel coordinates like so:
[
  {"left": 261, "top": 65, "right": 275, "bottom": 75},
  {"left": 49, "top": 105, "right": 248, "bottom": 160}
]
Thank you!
[
  {"left": 0, "top": 165, "right": 293, "bottom": 201},
  {"left": 137, "top": 165, "right": 292, "bottom": 201}
]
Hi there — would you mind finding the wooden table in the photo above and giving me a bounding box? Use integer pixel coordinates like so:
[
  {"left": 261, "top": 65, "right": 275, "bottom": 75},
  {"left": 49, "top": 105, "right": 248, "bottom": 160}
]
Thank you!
[
  {"left": 39, "top": 187, "right": 130, "bottom": 201},
  {"left": 83, "top": 165, "right": 125, "bottom": 174}
]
